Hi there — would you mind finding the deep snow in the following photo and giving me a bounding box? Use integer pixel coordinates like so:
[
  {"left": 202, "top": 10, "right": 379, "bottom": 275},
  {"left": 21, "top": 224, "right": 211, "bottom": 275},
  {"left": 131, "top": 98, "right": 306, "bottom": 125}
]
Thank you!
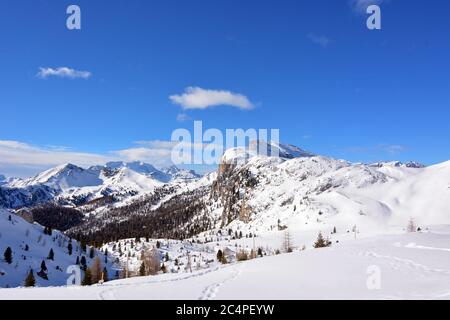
[{"left": 1, "top": 226, "right": 449, "bottom": 300}]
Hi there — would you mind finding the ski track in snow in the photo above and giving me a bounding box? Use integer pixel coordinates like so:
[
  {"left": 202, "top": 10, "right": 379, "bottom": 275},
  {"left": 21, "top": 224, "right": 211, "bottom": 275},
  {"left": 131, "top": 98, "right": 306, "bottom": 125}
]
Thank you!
[
  {"left": 97, "top": 265, "right": 233, "bottom": 300},
  {"left": 199, "top": 266, "right": 242, "bottom": 300},
  {"left": 360, "top": 250, "right": 450, "bottom": 276},
  {"left": 405, "top": 243, "right": 450, "bottom": 252}
]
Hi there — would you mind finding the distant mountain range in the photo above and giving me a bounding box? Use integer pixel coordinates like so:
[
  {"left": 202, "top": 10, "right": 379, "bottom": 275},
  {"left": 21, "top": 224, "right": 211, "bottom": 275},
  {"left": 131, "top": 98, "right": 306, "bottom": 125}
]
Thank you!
[{"left": 0, "top": 162, "right": 200, "bottom": 210}]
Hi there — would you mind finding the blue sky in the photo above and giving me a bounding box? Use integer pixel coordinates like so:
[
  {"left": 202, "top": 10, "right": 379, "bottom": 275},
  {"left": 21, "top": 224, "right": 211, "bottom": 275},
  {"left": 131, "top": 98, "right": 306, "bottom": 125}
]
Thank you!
[{"left": 0, "top": 0, "right": 449, "bottom": 177}]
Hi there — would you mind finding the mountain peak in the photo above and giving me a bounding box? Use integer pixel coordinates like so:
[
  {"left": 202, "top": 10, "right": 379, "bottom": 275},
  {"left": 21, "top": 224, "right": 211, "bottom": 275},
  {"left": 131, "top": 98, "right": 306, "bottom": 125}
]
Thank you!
[{"left": 221, "top": 141, "right": 315, "bottom": 165}]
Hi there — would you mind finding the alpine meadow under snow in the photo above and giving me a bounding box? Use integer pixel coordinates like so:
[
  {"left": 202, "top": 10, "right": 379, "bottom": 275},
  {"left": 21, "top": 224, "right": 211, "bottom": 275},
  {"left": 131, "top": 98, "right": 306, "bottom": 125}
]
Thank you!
[{"left": 0, "top": 142, "right": 449, "bottom": 299}]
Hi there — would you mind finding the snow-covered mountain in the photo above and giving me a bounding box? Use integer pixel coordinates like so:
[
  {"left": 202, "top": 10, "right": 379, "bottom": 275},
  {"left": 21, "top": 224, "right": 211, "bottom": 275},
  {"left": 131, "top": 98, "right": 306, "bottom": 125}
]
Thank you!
[
  {"left": 62, "top": 141, "right": 449, "bottom": 249},
  {"left": 1, "top": 141, "right": 450, "bottom": 292},
  {"left": 160, "top": 165, "right": 201, "bottom": 181},
  {"left": 249, "top": 140, "right": 315, "bottom": 159},
  {"left": 208, "top": 144, "right": 447, "bottom": 238},
  {"left": 0, "top": 162, "right": 202, "bottom": 210},
  {"left": 369, "top": 161, "right": 426, "bottom": 169}
]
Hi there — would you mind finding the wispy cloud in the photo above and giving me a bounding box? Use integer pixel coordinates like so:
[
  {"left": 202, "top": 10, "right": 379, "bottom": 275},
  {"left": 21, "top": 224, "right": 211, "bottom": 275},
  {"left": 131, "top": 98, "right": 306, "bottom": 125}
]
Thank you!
[
  {"left": 37, "top": 67, "right": 92, "bottom": 79},
  {"left": 378, "top": 144, "right": 406, "bottom": 155},
  {"left": 344, "top": 144, "right": 407, "bottom": 155},
  {"left": 170, "top": 87, "right": 255, "bottom": 110},
  {"left": 307, "top": 33, "right": 332, "bottom": 48},
  {"left": 0, "top": 140, "right": 112, "bottom": 177},
  {"left": 0, "top": 139, "right": 224, "bottom": 178},
  {"left": 349, "top": 0, "right": 385, "bottom": 13}
]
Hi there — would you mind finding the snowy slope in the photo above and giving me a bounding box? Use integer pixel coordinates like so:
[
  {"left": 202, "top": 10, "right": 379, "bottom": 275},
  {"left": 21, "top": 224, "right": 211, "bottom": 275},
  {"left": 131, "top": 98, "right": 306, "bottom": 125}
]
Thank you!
[
  {"left": 249, "top": 140, "right": 315, "bottom": 159},
  {"left": 10, "top": 164, "right": 103, "bottom": 191},
  {"left": 198, "top": 145, "right": 450, "bottom": 248},
  {"left": 1, "top": 226, "right": 449, "bottom": 300},
  {"left": 0, "top": 209, "right": 115, "bottom": 288},
  {"left": 357, "top": 161, "right": 450, "bottom": 226}
]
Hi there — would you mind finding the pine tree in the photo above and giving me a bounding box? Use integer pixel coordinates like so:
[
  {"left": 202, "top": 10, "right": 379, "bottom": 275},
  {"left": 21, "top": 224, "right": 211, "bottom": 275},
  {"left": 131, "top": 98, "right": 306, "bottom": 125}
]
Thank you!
[
  {"left": 24, "top": 269, "right": 36, "bottom": 287},
  {"left": 80, "top": 240, "right": 87, "bottom": 253},
  {"left": 283, "top": 230, "right": 293, "bottom": 253},
  {"left": 165, "top": 252, "right": 170, "bottom": 262},
  {"left": 75, "top": 256, "right": 80, "bottom": 265},
  {"left": 156, "top": 241, "right": 161, "bottom": 249},
  {"left": 257, "top": 248, "right": 263, "bottom": 257},
  {"left": 139, "top": 262, "right": 146, "bottom": 276},
  {"left": 4, "top": 247, "right": 12, "bottom": 264},
  {"left": 102, "top": 267, "right": 109, "bottom": 282},
  {"left": 80, "top": 256, "right": 87, "bottom": 271},
  {"left": 24, "top": 244, "right": 29, "bottom": 251},
  {"left": 47, "top": 248, "right": 54, "bottom": 260},
  {"left": 407, "top": 218, "right": 417, "bottom": 233},
  {"left": 82, "top": 268, "right": 92, "bottom": 286},
  {"left": 314, "top": 232, "right": 332, "bottom": 248},
  {"left": 89, "top": 247, "right": 95, "bottom": 259},
  {"left": 216, "top": 249, "right": 227, "bottom": 264},
  {"left": 216, "top": 249, "right": 223, "bottom": 262},
  {"left": 40, "top": 260, "right": 47, "bottom": 272},
  {"left": 68, "top": 241, "right": 73, "bottom": 255}
]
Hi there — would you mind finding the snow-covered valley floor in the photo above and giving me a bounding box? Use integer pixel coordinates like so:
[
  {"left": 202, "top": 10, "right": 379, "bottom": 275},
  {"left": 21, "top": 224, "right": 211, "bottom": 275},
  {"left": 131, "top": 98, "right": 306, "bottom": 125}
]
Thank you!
[{"left": 2, "top": 226, "right": 450, "bottom": 300}]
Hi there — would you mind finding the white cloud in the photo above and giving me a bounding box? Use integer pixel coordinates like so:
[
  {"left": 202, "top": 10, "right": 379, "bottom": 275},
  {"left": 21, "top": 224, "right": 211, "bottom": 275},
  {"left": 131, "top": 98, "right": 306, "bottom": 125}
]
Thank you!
[
  {"left": 0, "top": 140, "right": 112, "bottom": 177},
  {"left": 349, "top": 0, "right": 384, "bottom": 13},
  {"left": 0, "top": 139, "right": 222, "bottom": 178},
  {"left": 307, "top": 33, "right": 331, "bottom": 48},
  {"left": 170, "top": 87, "right": 255, "bottom": 110},
  {"left": 37, "top": 67, "right": 92, "bottom": 79}
]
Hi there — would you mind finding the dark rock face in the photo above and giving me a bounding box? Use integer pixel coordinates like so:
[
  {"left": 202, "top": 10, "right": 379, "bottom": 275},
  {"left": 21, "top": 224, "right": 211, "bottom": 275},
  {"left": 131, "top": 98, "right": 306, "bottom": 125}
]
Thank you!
[{"left": 212, "top": 162, "right": 258, "bottom": 227}]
